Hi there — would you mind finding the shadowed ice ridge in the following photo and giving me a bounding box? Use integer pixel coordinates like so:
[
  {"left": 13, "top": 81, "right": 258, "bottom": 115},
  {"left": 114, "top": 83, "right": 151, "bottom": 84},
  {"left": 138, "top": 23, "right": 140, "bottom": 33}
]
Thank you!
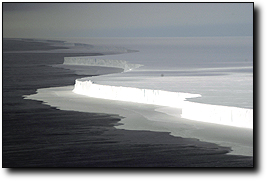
[{"left": 69, "top": 57, "right": 253, "bottom": 129}]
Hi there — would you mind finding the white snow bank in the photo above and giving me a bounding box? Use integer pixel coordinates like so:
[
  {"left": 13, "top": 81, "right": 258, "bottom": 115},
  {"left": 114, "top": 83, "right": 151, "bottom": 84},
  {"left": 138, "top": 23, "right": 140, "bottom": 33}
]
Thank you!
[
  {"left": 63, "top": 57, "right": 142, "bottom": 71},
  {"left": 73, "top": 79, "right": 253, "bottom": 129}
]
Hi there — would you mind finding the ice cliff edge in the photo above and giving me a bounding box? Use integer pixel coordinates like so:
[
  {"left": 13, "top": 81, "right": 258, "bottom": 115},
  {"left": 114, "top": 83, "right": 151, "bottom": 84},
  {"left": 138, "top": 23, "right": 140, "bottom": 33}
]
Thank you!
[
  {"left": 73, "top": 79, "right": 201, "bottom": 107},
  {"left": 64, "top": 57, "right": 143, "bottom": 71}
]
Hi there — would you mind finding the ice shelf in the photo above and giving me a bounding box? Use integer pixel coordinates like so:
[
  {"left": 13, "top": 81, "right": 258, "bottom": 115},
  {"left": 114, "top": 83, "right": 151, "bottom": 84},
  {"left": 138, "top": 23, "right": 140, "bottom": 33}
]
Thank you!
[{"left": 73, "top": 79, "right": 253, "bottom": 129}]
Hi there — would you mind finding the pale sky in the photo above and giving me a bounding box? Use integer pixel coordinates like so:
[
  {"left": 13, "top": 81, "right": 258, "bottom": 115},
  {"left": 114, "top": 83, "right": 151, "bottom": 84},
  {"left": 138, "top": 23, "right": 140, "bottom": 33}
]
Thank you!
[{"left": 3, "top": 3, "right": 253, "bottom": 38}]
